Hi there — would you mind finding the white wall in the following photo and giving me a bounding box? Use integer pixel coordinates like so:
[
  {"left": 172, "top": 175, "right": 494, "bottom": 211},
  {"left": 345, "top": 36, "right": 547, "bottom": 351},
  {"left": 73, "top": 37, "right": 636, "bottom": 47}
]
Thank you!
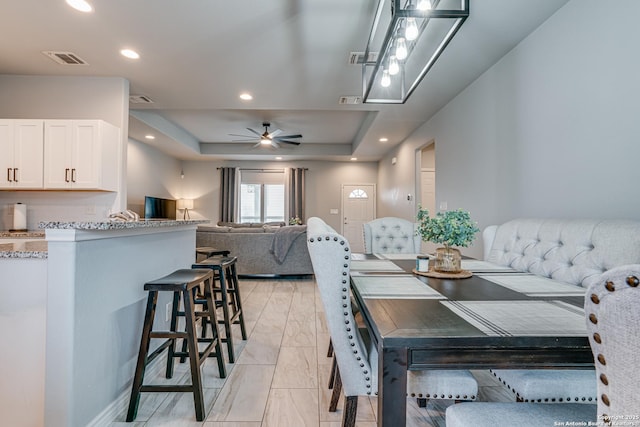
[
  {"left": 377, "top": 0, "right": 640, "bottom": 259},
  {"left": 180, "top": 159, "right": 378, "bottom": 231},
  {"left": 126, "top": 138, "right": 183, "bottom": 216},
  {"left": 0, "top": 75, "right": 129, "bottom": 228}
]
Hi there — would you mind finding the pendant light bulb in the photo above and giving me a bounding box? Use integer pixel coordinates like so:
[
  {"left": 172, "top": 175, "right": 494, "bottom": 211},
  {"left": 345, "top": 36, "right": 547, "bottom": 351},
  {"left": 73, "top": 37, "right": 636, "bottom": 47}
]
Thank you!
[
  {"left": 381, "top": 69, "right": 391, "bottom": 88},
  {"left": 405, "top": 18, "right": 419, "bottom": 41},
  {"left": 395, "top": 37, "right": 408, "bottom": 60},
  {"left": 388, "top": 55, "right": 400, "bottom": 75},
  {"left": 417, "top": 0, "right": 432, "bottom": 11}
]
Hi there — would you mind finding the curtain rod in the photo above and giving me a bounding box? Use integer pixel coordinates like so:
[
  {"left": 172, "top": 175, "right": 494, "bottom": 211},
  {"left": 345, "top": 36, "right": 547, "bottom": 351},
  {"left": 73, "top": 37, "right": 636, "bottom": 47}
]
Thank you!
[{"left": 216, "top": 168, "right": 308, "bottom": 172}]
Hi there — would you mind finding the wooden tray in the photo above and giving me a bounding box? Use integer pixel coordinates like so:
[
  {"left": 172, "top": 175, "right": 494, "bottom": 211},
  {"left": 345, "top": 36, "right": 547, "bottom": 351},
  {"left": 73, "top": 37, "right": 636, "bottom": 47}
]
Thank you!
[{"left": 412, "top": 268, "right": 473, "bottom": 279}]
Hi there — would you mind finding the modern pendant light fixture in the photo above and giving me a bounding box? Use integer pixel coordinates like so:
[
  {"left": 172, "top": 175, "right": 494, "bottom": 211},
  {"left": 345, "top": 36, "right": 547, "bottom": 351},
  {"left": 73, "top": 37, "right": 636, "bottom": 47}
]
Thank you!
[{"left": 360, "top": 0, "right": 469, "bottom": 104}]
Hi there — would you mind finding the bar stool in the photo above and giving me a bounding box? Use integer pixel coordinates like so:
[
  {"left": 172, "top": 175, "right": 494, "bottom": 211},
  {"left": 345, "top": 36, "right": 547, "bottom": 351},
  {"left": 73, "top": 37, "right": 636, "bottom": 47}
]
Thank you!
[
  {"left": 126, "top": 269, "right": 227, "bottom": 422},
  {"left": 195, "top": 246, "right": 230, "bottom": 262},
  {"left": 191, "top": 255, "right": 247, "bottom": 363}
]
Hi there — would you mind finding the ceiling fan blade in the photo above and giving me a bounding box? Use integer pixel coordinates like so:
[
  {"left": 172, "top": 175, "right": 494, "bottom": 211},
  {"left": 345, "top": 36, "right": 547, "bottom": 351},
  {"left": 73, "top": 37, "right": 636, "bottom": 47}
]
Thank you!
[
  {"left": 268, "top": 129, "right": 283, "bottom": 138},
  {"left": 229, "top": 133, "right": 256, "bottom": 138},
  {"left": 246, "top": 127, "right": 262, "bottom": 137},
  {"left": 277, "top": 139, "right": 301, "bottom": 146},
  {"left": 271, "top": 140, "right": 281, "bottom": 148},
  {"left": 275, "top": 134, "right": 302, "bottom": 140},
  {"left": 251, "top": 142, "right": 262, "bottom": 149},
  {"left": 232, "top": 139, "right": 258, "bottom": 142}
]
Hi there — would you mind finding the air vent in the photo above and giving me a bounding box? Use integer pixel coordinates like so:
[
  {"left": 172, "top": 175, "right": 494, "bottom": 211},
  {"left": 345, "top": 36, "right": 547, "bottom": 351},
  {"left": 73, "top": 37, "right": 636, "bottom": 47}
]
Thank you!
[
  {"left": 338, "top": 96, "right": 362, "bottom": 105},
  {"left": 129, "top": 95, "right": 154, "bottom": 104},
  {"left": 42, "top": 51, "right": 88, "bottom": 65},
  {"left": 348, "top": 51, "right": 379, "bottom": 65}
]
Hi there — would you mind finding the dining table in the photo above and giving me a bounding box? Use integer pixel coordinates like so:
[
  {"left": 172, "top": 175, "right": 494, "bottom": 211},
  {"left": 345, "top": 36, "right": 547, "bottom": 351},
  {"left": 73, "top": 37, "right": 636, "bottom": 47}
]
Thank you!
[{"left": 349, "top": 253, "right": 594, "bottom": 427}]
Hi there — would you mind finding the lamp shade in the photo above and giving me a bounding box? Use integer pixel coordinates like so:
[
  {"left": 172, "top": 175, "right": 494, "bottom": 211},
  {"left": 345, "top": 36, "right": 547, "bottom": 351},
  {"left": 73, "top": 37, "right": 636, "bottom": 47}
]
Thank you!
[{"left": 177, "top": 199, "right": 193, "bottom": 210}]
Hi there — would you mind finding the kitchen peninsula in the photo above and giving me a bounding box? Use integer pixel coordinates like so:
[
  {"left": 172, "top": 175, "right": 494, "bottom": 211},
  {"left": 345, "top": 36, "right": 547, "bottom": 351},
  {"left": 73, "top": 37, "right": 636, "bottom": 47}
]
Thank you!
[{"left": 0, "top": 219, "right": 208, "bottom": 427}]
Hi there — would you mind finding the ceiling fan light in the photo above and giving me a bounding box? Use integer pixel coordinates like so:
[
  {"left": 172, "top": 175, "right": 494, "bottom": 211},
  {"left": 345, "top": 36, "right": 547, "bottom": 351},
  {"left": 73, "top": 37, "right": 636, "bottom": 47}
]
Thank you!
[{"left": 260, "top": 138, "right": 271, "bottom": 145}]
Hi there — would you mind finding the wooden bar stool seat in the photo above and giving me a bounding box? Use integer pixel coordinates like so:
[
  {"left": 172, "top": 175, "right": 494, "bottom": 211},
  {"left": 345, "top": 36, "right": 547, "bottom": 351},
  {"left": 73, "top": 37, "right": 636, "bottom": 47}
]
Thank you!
[
  {"left": 191, "top": 255, "right": 247, "bottom": 363},
  {"left": 195, "top": 246, "right": 230, "bottom": 262},
  {"left": 126, "top": 268, "right": 226, "bottom": 422}
]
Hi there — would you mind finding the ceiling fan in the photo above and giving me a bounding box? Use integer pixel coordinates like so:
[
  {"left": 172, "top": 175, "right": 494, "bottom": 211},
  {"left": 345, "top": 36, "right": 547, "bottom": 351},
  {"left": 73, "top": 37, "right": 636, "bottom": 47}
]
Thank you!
[{"left": 229, "top": 122, "right": 302, "bottom": 148}]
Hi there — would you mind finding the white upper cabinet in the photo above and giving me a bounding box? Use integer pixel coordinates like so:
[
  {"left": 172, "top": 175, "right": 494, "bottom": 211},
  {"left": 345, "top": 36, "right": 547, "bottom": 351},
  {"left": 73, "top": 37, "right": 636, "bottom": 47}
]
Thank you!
[
  {"left": 0, "top": 119, "right": 44, "bottom": 189},
  {"left": 44, "top": 120, "right": 120, "bottom": 191}
]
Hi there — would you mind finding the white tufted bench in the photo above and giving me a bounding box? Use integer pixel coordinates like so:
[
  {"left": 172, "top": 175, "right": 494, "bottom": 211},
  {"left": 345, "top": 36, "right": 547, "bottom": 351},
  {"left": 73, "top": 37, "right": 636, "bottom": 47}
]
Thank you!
[
  {"left": 362, "top": 217, "right": 421, "bottom": 254},
  {"left": 482, "top": 218, "right": 640, "bottom": 404}
]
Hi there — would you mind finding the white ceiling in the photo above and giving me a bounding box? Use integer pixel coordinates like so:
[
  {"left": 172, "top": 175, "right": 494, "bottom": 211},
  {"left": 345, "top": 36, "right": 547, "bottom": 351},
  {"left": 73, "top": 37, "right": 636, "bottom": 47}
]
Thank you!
[{"left": 0, "top": 0, "right": 568, "bottom": 161}]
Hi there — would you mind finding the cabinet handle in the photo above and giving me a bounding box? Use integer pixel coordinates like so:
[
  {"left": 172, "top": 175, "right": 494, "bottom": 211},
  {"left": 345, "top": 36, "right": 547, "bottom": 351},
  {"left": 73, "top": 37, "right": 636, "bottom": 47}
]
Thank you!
[
  {"left": 13, "top": 168, "right": 18, "bottom": 182},
  {"left": 7, "top": 168, "right": 12, "bottom": 182},
  {"left": 71, "top": 168, "right": 76, "bottom": 183},
  {"left": 65, "top": 168, "right": 70, "bottom": 182}
]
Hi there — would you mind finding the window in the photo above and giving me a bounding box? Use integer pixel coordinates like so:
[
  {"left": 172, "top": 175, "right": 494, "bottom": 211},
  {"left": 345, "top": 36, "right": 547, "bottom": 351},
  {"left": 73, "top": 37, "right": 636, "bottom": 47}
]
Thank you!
[
  {"left": 239, "top": 171, "right": 285, "bottom": 223},
  {"left": 348, "top": 188, "right": 369, "bottom": 199}
]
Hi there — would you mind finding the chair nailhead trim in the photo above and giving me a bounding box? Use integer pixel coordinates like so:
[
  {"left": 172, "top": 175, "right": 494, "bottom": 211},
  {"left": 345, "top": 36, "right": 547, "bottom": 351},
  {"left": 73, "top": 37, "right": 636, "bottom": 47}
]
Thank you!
[
  {"left": 590, "top": 294, "right": 600, "bottom": 304},
  {"left": 593, "top": 332, "right": 602, "bottom": 344},
  {"left": 600, "top": 374, "right": 609, "bottom": 385},
  {"left": 605, "top": 281, "right": 615, "bottom": 292},
  {"left": 627, "top": 275, "right": 639, "bottom": 287},
  {"left": 597, "top": 354, "right": 606, "bottom": 365},
  {"left": 602, "top": 394, "right": 610, "bottom": 406},
  {"left": 589, "top": 313, "right": 598, "bottom": 324}
]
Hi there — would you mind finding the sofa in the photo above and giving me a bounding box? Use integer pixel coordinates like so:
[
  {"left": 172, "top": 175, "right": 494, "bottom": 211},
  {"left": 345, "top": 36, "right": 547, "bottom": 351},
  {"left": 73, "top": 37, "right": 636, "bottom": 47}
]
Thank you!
[
  {"left": 482, "top": 218, "right": 640, "bottom": 404},
  {"left": 195, "top": 223, "right": 313, "bottom": 276}
]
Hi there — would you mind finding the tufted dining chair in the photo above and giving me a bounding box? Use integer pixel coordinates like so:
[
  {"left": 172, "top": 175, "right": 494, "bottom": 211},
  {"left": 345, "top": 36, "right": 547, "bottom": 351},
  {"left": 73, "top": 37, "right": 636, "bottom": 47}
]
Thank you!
[
  {"left": 363, "top": 217, "right": 421, "bottom": 254},
  {"left": 446, "top": 265, "right": 640, "bottom": 426},
  {"left": 307, "top": 217, "right": 478, "bottom": 427}
]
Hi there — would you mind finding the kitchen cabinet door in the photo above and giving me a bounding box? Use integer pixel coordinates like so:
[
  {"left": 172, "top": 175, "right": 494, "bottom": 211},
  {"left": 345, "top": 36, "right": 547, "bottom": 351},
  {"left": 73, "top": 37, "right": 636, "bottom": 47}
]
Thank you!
[
  {"left": 44, "top": 120, "right": 119, "bottom": 191},
  {"left": 0, "top": 119, "right": 44, "bottom": 189}
]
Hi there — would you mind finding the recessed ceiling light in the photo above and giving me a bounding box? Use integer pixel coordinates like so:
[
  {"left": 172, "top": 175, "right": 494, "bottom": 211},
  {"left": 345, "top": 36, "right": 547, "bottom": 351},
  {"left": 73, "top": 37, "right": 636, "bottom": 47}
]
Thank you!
[
  {"left": 239, "top": 92, "right": 253, "bottom": 101},
  {"left": 144, "top": 134, "right": 155, "bottom": 140},
  {"left": 66, "top": 0, "right": 93, "bottom": 12},
  {"left": 120, "top": 49, "right": 140, "bottom": 59},
  {"left": 275, "top": 156, "right": 282, "bottom": 160},
  {"left": 379, "top": 137, "right": 388, "bottom": 142},
  {"left": 350, "top": 157, "right": 358, "bottom": 161}
]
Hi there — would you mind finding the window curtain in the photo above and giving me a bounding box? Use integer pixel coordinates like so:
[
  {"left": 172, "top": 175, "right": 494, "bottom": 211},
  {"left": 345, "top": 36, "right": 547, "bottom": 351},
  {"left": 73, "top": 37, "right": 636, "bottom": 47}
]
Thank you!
[
  {"left": 219, "top": 167, "right": 240, "bottom": 223},
  {"left": 285, "top": 168, "right": 305, "bottom": 223}
]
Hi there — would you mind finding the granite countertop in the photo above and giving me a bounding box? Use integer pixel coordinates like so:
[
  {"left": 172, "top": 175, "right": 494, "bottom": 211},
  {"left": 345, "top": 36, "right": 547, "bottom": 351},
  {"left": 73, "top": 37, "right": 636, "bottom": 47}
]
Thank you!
[
  {"left": 0, "top": 240, "right": 48, "bottom": 259},
  {"left": 39, "top": 219, "right": 209, "bottom": 230},
  {"left": 0, "top": 230, "right": 46, "bottom": 238}
]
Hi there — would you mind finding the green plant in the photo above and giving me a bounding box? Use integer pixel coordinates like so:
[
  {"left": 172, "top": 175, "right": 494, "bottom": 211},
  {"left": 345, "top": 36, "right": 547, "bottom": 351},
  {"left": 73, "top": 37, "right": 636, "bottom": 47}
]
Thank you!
[
  {"left": 289, "top": 217, "right": 302, "bottom": 225},
  {"left": 416, "top": 207, "right": 479, "bottom": 248}
]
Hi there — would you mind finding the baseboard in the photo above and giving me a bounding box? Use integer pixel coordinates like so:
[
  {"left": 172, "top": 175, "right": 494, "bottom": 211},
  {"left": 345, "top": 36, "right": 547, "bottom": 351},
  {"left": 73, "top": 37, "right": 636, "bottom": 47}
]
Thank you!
[{"left": 86, "top": 351, "right": 168, "bottom": 427}]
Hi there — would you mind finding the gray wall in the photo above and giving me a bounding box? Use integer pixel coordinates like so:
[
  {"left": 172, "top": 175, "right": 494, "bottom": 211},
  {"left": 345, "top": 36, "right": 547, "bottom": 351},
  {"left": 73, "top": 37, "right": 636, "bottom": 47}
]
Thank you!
[
  {"left": 180, "top": 159, "right": 378, "bottom": 232},
  {"left": 377, "top": 0, "right": 640, "bottom": 259},
  {"left": 126, "top": 138, "right": 183, "bottom": 216},
  {"left": 0, "top": 75, "right": 130, "bottom": 227}
]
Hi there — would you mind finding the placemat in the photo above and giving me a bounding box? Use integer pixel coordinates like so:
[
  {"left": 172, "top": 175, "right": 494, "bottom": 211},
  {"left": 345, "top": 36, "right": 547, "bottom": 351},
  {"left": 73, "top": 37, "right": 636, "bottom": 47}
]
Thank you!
[
  {"left": 460, "top": 260, "right": 519, "bottom": 273},
  {"left": 440, "top": 300, "right": 586, "bottom": 336},
  {"left": 480, "top": 274, "right": 586, "bottom": 296},
  {"left": 350, "top": 259, "right": 404, "bottom": 272},
  {"left": 352, "top": 275, "right": 445, "bottom": 299},
  {"left": 378, "top": 253, "right": 422, "bottom": 260},
  {"left": 413, "top": 268, "right": 473, "bottom": 279}
]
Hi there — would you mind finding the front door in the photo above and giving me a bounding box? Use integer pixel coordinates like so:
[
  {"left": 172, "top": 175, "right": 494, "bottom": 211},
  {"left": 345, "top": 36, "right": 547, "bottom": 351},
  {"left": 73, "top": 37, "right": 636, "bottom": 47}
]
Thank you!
[{"left": 341, "top": 184, "right": 376, "bottom": 253}]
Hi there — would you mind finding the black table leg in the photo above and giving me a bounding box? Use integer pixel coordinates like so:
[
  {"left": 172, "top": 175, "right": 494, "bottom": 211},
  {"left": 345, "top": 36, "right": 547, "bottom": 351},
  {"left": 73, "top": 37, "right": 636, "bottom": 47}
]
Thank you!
[{"left": 377, "top": 346, "right": 408, "bottom": 427}]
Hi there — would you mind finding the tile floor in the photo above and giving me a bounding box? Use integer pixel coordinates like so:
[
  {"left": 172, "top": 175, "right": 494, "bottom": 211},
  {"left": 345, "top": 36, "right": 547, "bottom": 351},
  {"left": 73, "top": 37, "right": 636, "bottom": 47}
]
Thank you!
[{"left": 108, "top": 277, "right": 514, "bottom": 426}]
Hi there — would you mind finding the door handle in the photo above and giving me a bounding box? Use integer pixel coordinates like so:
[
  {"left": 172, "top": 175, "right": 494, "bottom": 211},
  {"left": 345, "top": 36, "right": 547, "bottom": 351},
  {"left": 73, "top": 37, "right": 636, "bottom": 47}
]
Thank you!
[
  {"left": 71, "top": 168, "right": 76, "bottom": 182},
  {"left": 7, "top": 168, "right": 12, "bottom": 182},
  {"left": 65, "top": 168, "right": 70, "bottom": 182},
  {"left": 13, "top": 168, "right": 17, "bottom": 182}
]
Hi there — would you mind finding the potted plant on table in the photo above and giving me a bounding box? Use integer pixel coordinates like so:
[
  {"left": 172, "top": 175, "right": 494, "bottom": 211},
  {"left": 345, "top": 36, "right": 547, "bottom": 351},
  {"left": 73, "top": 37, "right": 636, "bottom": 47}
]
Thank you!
[{"left": 416, "top": 207, "right": 479, "bottom": 273}]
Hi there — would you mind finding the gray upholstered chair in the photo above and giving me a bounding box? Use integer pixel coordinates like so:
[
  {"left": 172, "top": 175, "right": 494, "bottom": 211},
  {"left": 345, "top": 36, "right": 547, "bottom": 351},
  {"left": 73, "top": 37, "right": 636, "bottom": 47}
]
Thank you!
[
  {"left": 363, "top": 216, "right": 421, "bottom": 254},
  {"left": 307, "top": 217, "right": 478, "bottom": 427},
  {"left": 446, "top": 265, "right": 640, "bottom": 426}
]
